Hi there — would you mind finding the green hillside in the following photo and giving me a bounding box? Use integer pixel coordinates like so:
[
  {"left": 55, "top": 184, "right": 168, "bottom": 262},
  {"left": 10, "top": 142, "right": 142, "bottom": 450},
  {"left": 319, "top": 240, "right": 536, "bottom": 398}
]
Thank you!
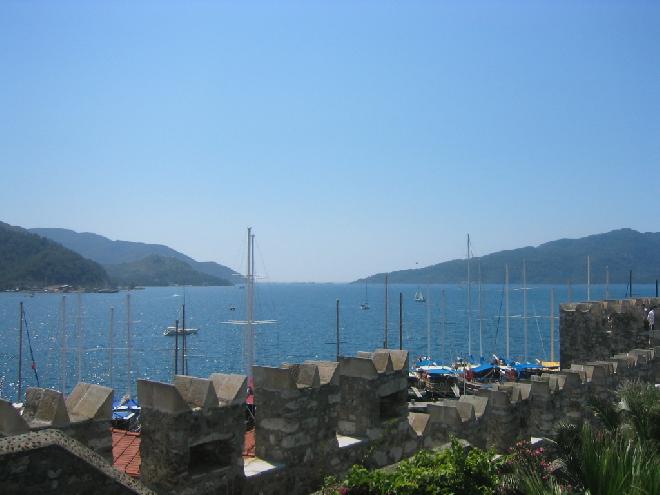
[
  {"left": 105, "top": 254, "right": 232, "bottom": 287},
  {"left": 0, "top": 222, "right": 110, "bottom": 290},
  {"left": 357, "top": 229, "right": 660, "bottom": 285},
  {"left": 29, "top": 227, "right": 239, "bottom": 281}
]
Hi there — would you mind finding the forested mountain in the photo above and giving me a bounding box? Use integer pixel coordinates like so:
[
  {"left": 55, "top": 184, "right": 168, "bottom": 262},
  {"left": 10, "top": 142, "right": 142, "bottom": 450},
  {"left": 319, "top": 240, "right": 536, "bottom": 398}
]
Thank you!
[
  {"left": 0, "top": 222, "right": 109, "bottom": 289},
  {"left": 356, "top": 229, "right": 660, "bottom": 285},
  {"left": 29, "top": 228, "right": 239, "bottom": 282},
  {"left": 104, "top": 255, "right": 232, "bottom": 287}
]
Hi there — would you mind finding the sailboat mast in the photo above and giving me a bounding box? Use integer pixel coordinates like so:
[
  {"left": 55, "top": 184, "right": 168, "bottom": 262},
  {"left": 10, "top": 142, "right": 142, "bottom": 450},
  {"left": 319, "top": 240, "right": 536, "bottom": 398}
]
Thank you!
[
  {"left": 505, "top": 264, "right": 510, "bottom": 361},
  {"left": 399, "top": 292, "right": 403, "bottom": 350},
  {"left": 523, "top": 260, "right": 528, "bottom": 362},
  {"left": 245, "top": 227, "right": 255, "bottom": 376},
  {"left": 426, "top": 286, "right": 431, "bottom": 358},
  {"left": 467, "top": 234, "right": 472, "bottom": 357},
  {"left": 587, "top": 255, "right": 591, "bottom": 301},
  {"left": 605, "top": 266, "right": 610, "bottom": 299},
  {"left": 60, "top": 295, "right": 67, "bottom": 394},
  {"left": 441, "top": 289, "right": 447, "bottom": 363},
  {"left": 336, "top": 299, "right": 340, "bottom": 362},
  {"left": 108, "top": 307, "right": 114, "bottom": 390},
  {"left": 383, "top": 274, "right": 389, "bottom": 348},
  {"left": 550, "top": 288, "right": 555, "bottom": 362},
  {"left": 126, "top": 293, "right": 131, "bottom": 398},
  {"left": 478, "top": 262, "right": 483, "bottom": 359},
  {"left": 76, "top": 293, "right": 82, "bottom": 383},
  {"left": 182, "top": 294, "right": 187, "bottom": 375},
  {"left": 18, "top": 301, "right": 23, "bottom": 403}
]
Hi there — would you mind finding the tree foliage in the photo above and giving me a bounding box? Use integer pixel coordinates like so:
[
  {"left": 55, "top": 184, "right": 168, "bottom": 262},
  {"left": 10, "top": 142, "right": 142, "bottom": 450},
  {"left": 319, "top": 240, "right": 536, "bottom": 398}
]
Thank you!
[{"left": 0, "top": 221, "right": 109, "bottom": 289}]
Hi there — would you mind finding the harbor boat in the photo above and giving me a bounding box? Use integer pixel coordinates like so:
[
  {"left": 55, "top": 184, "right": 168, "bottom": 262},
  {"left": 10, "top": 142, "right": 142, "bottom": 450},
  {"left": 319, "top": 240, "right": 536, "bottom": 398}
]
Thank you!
[
  {"left": 112, "top": 395, "right": 140, "bottom": 431},
  {"left": 414, "top": 290, "right": 425, "bottom": 302},
  {"left": 163, "top": 326, "right": 198, "bottom": 336},
  {"left": 360, "top": 280, "right": 370, "bottom": 310}
]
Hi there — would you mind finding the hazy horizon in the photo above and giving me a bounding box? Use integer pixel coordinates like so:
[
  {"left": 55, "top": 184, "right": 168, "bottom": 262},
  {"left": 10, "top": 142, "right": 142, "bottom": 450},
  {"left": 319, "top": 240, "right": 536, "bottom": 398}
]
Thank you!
[{"left": 2, "top": 1, "right": 658, "bottom": 282}]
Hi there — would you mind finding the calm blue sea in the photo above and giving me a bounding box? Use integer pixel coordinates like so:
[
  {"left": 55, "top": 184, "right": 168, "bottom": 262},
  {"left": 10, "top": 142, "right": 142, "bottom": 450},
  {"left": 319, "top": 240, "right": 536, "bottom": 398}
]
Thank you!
[{"left": 0, "top": 283, "right": 655, "bottom": 401}]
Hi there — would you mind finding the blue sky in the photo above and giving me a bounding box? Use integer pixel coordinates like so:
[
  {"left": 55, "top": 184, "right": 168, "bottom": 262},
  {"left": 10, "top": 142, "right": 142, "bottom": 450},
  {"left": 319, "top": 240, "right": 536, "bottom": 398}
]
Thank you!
[{"left": 1, "top": 1, "right": 658, "bottom": 282}]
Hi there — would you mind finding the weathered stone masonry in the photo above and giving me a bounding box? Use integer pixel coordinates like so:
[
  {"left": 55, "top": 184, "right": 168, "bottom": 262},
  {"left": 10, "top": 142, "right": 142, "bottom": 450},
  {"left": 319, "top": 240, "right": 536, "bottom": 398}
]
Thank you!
[{"left": 1, "top": 298, "right": 659, "bottom": 495}]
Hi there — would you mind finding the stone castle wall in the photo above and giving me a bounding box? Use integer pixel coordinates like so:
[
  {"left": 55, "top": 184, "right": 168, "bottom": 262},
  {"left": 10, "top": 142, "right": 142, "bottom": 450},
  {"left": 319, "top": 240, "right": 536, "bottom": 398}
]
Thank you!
[
  {"left": 1, "top": 298, "right": 659, "bottom": 495},
  {"left": 560, "top": 297, "right": 660, "bottom": 368}
]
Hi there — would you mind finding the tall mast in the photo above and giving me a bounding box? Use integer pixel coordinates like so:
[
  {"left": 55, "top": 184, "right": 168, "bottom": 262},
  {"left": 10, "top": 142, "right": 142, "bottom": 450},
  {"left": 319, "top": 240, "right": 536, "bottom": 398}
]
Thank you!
[
  {"left": 108, "top": 307, "right": 114, "bottom": 390},
  {"left": 17, "top": 301, "right": 24, "bottom": 403},
  {"left": 426, "top": 285, "right": 431, "bottom": 358},
  {"left": 336, "top": 299, "right": 340, "bottom": 362},
  {"left": 245, "top": 227, "right": 255, "bottom": 376},
  {"left": 550, "top": 288, "right": 555, "bottom": 362},
  {"left": 383, "top": 274, "right": 389, "bottom": 348},
  {"left": 467, "top": 234, "right": 471, "bottom": 357},
  {"left": 182, "top": 292, "right": 187, "bottom": 375},
  {"left": 126, "top": 293, "right": 131, "bottom": 398},
  {"left": 605, "top": 266, "right": 610, "bottom": 299},
  {"left": 76, "top": 293, "right": 82, "bottom": 383},
  {"left": 505, "top": 264, "right": 510, "bottom": 361},
  {"left": 60, "top": 295, "right": 67, "bottom": 394},
  {"left": 478, "top": 262, "right": 483, "bottom": 359},
  {"left": 174, "top": 319, "right": 179, "bottom": 376},
  {"left": 441, "top": 289, "right": 447, "bottom": 363},
  {"left": 399, "top": 292, "right": 403, "bottom": 350},
  {"left": 523, "top": 260, "right": 528, "bottom": 362},
  {"left": 587, "top": 255, "right": 591, "bottom": 301}
]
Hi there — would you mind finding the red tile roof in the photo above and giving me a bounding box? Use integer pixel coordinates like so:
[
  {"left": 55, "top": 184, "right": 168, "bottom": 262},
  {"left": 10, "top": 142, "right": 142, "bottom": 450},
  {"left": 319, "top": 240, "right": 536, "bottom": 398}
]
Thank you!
[
  {"left": 112, "top": 428, "right": 141, "bottom": 478},
  {"left": 243, "top": 428, "right": 255, "bottom": 457}
]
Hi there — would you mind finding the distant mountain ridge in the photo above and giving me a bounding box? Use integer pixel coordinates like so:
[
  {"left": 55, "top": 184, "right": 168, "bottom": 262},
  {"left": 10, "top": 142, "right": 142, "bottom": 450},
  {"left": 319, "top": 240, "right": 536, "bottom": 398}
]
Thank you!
[
  {"left": 356, "top": 229, "right": 660, "bottom": 285},
  {"left": 0, "top": 222, "right": 109, "bottom": 289},
  {"left": 105, "top": 254, "right": 231, "bottom": 287},
  {"left": 29, "top": 228, "right": 240, "bottom": 283}
]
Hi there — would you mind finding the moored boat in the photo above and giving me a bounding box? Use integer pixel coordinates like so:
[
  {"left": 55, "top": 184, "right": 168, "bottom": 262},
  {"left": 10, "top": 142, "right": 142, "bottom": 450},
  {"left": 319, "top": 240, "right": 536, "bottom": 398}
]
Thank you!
[{"left": 163, "top": 326, "right": 198, "bottom": 336}]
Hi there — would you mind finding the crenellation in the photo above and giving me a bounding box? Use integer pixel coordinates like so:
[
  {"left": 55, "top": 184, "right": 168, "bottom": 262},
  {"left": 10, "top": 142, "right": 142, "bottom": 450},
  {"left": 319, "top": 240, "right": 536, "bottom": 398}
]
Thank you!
[
  {"left": 210, "top": 373, "right": 248, "bottom": 405},
  {"left": 173, "top": 375, "right": 219, "bottom": 410},
  {"left": 0, "top": 399, "right": 29, "bottom": 436},
  {"left": 0, "top": 297, "right": 657, "bottom": 495}
]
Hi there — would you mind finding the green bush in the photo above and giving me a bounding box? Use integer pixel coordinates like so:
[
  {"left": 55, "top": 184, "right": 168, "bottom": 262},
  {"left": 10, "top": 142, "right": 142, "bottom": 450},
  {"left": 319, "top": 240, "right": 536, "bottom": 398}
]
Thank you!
[{"left": 328, "top": 439, "right": 501, "bottom": 495}]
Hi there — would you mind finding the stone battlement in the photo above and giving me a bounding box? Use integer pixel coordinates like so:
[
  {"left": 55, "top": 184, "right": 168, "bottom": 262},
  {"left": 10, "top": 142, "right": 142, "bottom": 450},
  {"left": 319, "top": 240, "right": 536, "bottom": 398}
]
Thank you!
[{"left": 1, "top": 298, "right": 659, "bottom": 495}]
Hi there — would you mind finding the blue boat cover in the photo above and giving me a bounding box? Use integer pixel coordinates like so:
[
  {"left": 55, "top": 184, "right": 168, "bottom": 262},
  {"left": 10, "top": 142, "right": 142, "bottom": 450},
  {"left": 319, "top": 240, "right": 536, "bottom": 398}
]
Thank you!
[
  {"left": 426, "top": 368, "right": 459, "bottom": 376},
  {"left": 471, "top": 364, "right": 496, "bottom": 373}
]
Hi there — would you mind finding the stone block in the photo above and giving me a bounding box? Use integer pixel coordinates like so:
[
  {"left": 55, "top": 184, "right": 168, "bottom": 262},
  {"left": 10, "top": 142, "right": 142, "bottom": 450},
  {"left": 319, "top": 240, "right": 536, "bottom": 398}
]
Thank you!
[
  {"left": 408, "top": 412, "right": 430, "bottom": 436},
  {"left": 374, "top": 349, "right": 409, "bottom": 371},
  {"left": 209, "top": 373, "right": 247, "bottom": 405},
  {"left": 476, "top": 388, "right": 510, "bottom": 408},
  {"left": 371, "top": 351, "right": 394, "bottom": 374},
  {"left": 137, "top": 379, "right": 189, "bottom": 414},
  {"left": 293, "top": 363, "right": 321, "bottom": 389},
  {"left": 339, "top": 357, "right": 378, "bottom": 379},
  {"left": 65, "top": 383, "right": 113, "bottom": 421},
  {"left": 22, "top": 388, "right": 70, "bottom": 428},
  {"left": 513, "top": 382, "right": 532, "bottom": 400},
  {"left": 173, "top": 375, "right": 219, "bottom": 409},
  {"left": 253, "top": 366, "right": 297, "bottom": 391},
  {"left": 459, "top": 395, "right": 488, "bottom": 418},
  {"left": 377, "top": 376, "right": 407, "bottom": 397},
  {"left": 530, "top": 379, "right": 552, "bottom": 398},
  {"left": 304, "top": 360, "right": 340, "bottom": 386},
  {"left": 629, "top": 349, "right": 653, "bottom": 364},
  {"left": 0, "top": 398, "right": 29, "bottom": 435},
  {"left": 427, "top": 402, "right": 464, "bottom": 428}
]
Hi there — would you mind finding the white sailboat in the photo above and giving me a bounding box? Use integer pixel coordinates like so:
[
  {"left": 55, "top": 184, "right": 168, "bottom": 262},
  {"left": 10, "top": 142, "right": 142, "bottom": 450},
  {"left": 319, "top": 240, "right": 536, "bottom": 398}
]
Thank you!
[{"left": 360, "top": 279, "right": 370, "bottom": 310}]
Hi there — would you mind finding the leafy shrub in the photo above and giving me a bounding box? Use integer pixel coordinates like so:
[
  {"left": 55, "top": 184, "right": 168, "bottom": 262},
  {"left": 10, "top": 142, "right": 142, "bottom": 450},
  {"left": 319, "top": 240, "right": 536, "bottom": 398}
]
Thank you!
[{"left": 327, "top": 439, "right": 501, "bottom": 495}]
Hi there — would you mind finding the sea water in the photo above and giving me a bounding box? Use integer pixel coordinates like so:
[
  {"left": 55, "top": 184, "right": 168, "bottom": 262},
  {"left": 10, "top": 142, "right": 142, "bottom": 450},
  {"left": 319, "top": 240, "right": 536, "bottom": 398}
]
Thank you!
[{"left": 0, "top": 283, "right": 654, "bottom": 400}]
